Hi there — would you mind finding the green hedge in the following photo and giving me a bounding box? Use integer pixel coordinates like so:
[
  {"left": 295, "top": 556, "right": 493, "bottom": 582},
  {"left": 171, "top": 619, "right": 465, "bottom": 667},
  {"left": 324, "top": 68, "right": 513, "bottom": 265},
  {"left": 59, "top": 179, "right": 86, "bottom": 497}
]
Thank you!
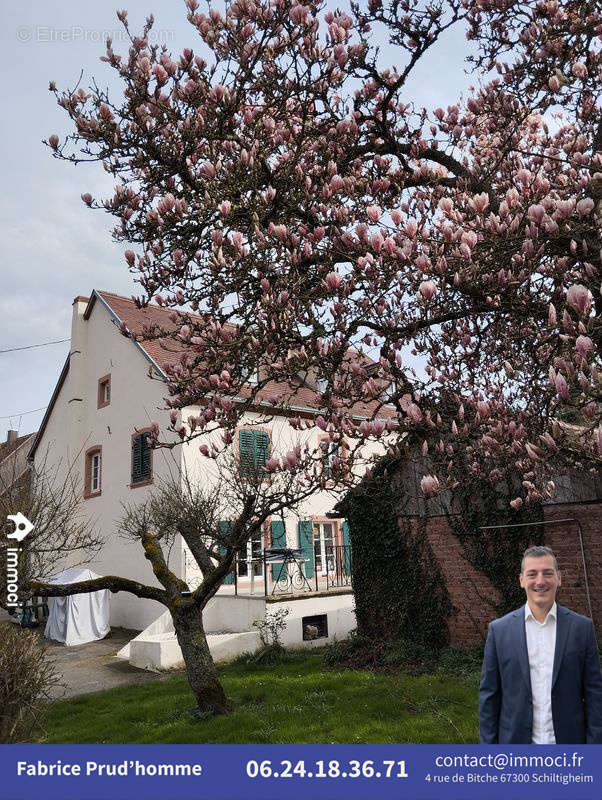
[{"left": 338, "top": 460, "right": 451, "bottom": 651}]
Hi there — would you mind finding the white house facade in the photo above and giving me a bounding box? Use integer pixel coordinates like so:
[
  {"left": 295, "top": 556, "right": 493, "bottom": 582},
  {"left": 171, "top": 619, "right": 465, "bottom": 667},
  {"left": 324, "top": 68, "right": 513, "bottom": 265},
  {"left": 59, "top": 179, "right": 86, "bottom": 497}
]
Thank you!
[{"left": 31, "top": 291, "right": 386, "bottom": 636}]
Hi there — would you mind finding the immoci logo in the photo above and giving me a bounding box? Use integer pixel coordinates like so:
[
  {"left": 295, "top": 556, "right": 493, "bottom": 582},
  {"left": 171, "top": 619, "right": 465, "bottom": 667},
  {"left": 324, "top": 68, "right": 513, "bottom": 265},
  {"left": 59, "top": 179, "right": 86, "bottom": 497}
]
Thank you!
[{"left": 6, "top": 513, "right": 35, "bottom": 608}]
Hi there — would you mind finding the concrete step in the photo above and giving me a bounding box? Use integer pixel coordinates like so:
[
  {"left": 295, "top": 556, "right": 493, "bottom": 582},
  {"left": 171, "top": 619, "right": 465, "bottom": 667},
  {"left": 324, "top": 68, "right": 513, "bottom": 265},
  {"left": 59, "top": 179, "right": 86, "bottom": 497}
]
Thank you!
[{"left": 127, "top": 629, "right": 261, "bottom": 671}]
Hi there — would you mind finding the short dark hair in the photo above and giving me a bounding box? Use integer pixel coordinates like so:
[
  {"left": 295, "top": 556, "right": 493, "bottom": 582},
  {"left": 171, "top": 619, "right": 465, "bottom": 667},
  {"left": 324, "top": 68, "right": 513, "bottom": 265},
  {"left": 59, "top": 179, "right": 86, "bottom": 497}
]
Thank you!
[{"left": 521, "top": 545, "right": 558, "bottom": 573}]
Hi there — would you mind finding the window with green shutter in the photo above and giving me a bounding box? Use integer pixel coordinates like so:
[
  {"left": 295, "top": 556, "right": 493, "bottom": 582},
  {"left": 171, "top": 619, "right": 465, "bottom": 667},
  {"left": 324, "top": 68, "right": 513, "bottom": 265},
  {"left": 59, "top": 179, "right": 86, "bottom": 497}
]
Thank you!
[
  {"left": 131, "top": 431, "right": 152, "bottom": 485},
  {"left": 218, "top": 520, "right": 235, "bottom": 585},
  {"left": 239, "top": 429, "right": 270, "bottom": 474}
]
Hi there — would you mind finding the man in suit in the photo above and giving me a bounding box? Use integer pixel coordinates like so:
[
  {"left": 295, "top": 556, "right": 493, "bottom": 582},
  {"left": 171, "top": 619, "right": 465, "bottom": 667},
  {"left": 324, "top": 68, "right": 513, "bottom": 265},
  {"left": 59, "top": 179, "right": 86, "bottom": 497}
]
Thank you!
[{"left": 479, "top": 545, "right": 602, "bottom": 744}]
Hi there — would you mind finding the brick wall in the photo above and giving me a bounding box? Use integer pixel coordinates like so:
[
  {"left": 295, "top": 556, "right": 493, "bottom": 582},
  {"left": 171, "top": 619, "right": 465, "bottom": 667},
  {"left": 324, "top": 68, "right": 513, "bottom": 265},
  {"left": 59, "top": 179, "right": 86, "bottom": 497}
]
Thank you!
[
  {"left": 405, "top": 516, "right": 501, "bottom": 646},
  {"left": 543, "top": 503, "right": 601, "bottom": 636},
  {"left": 402, "top": 501, "right": 602, "bottom": 647}
]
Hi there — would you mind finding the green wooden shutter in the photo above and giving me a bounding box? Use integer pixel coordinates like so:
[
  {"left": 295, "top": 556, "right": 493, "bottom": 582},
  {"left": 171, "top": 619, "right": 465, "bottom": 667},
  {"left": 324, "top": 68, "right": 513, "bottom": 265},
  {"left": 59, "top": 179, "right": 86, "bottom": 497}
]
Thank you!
[
  {"left": 140, "top": 434, "right": 151, "bottom": 480},
  {"left": 239, "top": 430, "right": 270, "bottom": 473},
  {"left": 131, "top": 432, "right": 151, "bottom": 483},
  {"left": 254, "top": 431, "right": 270, "bottom": 467},
  {"left": 218, "top": 520, "right": 235, "bottom": 584},
  {"left": 239, "top": 429, "right": 255, "bottom": 474},
  {"left": 342, "top": 520, "right": 352, "bottom": 576},
  {"left": 270, "top": 519, "right": 286, "bottom": 581},
  {"left": 298, "top": 520, "right": 314, "bottom": 578}
]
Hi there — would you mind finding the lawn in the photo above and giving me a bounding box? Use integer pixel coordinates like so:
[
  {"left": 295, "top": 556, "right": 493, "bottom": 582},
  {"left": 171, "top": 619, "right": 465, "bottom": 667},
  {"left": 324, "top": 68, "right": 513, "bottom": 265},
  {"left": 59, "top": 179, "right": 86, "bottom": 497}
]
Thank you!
[{"left": 40, "top": 652, "right": 480, "bottom": 744}]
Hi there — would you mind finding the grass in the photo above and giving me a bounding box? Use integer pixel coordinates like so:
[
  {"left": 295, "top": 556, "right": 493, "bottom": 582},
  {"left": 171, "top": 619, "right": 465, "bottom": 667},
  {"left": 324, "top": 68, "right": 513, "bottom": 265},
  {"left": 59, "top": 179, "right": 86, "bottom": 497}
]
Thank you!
[{"left": 39, "top": 650, "right": 480, "bottom": 744}]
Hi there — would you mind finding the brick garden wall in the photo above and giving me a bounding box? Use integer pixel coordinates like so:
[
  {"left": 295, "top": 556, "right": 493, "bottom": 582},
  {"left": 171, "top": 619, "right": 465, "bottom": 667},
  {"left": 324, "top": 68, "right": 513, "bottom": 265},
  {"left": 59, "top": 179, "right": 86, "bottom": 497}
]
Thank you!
[
  {"left": 543, "top": 503, "right": 601, "bottom": 635},
  {"left": 403, "top": 501, "right": 602, "bottom": 647}
]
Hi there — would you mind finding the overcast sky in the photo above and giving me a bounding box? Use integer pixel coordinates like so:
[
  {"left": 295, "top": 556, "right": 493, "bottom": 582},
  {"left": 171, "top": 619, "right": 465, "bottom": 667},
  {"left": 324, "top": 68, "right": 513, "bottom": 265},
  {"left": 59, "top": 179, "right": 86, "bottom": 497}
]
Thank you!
[{"left": 0, "top": 1, "right": 476, "bottom": 441}]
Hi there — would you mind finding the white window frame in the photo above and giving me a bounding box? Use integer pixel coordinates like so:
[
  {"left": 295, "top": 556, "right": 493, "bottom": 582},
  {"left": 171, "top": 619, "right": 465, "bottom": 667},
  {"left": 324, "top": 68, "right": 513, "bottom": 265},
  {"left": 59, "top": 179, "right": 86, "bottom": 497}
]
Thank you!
[
  {"left": 237, "top": 530, "right": 264, "bottom": 578},
  {"left": 90, "top": 452, "right": 101, "bottom": 493},
  {"left": 313, "top": 522, "right": 335, "bottom": 574}
]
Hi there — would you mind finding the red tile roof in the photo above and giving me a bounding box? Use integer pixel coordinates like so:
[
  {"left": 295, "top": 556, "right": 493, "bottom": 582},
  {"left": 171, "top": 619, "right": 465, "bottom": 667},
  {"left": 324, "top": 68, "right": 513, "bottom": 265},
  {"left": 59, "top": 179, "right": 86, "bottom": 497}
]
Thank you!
[
  {"left": 94, "top": 290, "right": 394, "bottom": 418},
  {"left": 0, "top": 433, "right": 35, "bottom": 464}
]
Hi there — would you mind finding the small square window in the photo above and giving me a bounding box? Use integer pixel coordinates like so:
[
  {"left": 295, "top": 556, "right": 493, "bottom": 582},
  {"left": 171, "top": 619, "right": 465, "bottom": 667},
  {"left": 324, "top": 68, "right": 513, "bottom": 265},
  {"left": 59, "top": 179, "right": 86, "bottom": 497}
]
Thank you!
[
  {"left": 98, "top": 375, "right": 111, "bottom": 408},
  {"left": 317, "top": 377, "right": 328, "bottom": 394},
  {"left": 302, "top": 614, "right": 328, "bottom": 640},
  {"left": 241, "top": 364, "right": 259, "bottom": 385}
]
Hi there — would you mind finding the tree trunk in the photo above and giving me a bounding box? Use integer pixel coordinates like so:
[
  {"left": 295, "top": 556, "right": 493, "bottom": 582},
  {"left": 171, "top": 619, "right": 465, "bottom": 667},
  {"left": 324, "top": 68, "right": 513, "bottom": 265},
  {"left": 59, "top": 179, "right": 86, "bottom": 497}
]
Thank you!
[{"left": 172, "top": 605, "right": 230, "bottom": 715}]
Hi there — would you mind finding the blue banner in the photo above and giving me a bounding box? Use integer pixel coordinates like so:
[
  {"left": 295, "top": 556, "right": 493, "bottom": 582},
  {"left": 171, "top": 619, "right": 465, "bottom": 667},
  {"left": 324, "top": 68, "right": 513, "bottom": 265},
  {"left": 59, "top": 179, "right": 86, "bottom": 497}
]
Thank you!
[{"left": 1, "top": 745, "right": 600, "bottom": 800}]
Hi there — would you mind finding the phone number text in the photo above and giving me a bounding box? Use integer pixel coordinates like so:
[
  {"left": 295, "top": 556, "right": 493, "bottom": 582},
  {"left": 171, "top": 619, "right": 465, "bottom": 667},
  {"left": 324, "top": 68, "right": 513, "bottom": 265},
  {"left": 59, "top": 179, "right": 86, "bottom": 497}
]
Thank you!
[{"left": 246, "top": 760, "right": 408, "bottom": 779}]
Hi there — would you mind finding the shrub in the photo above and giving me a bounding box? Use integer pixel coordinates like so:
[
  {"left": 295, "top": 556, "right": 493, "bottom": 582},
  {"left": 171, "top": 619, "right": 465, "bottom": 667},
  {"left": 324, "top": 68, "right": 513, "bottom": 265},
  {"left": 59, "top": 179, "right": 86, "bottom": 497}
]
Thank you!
[
  {"left": 0, "top": 625, "right": 60, "bottom": 742},
  {"left": 437, "top": 646, "right": 484, "bottom": 681},
  {"left": 249, "top": 608, "right": 290, "bottom": 664},
  {"left": 325, "top": 634, "right": 484, "bottom": 678}
]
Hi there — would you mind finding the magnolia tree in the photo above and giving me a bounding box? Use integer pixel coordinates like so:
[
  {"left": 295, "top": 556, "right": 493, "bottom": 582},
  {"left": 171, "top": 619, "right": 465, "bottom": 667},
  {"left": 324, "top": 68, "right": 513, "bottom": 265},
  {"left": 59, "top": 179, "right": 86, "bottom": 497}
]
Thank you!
[{"left": 46, "top": 0, "right": 602, "bottom": 506}]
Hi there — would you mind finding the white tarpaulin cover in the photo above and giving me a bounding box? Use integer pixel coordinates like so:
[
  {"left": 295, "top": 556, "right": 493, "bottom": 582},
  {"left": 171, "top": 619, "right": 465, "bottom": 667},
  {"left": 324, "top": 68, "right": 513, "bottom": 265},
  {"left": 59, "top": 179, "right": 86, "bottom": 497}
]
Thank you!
[{"left": 44, "top": 567, "right": 110, "bottom": 646}]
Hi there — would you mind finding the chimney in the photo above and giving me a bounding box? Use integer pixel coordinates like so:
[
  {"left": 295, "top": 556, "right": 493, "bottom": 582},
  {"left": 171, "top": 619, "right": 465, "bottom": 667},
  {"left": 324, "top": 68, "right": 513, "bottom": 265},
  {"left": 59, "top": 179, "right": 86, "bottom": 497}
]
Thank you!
[
  {"left": 6, "top": 430, "right": 17, "bottom": 444},
  {"left": 68, "top": 295, "right": 91, "bottom": 460}
]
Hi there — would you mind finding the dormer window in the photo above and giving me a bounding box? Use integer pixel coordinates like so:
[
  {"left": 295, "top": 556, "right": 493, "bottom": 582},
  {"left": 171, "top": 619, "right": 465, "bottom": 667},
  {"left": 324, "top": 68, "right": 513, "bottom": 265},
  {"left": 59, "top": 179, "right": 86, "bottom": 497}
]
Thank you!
[
  {"left": 317, "top": 378, "right": 328, "bottom": 394},
  {"left": 98, "top": 374, "right": 111, "bottom": 408},
  {"left": 241, "top": 364, "right": 259, "bottom": 385}
]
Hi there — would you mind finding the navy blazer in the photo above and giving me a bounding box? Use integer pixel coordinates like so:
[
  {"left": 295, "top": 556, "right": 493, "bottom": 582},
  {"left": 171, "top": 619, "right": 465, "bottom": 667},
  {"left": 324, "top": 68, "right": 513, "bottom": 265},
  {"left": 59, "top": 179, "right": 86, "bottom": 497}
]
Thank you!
[{"left": 479, "top": 605, "right": 602, "bottom": 744}]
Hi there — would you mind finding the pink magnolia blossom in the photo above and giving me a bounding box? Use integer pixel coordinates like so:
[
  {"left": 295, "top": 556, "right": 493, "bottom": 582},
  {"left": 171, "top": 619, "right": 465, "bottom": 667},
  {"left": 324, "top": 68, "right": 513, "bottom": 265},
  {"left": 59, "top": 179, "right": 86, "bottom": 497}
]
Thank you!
[
  {"left": 405, "top": 219, "right": 418, "bottom": 238},
  {"left": 554, "top": 373, "right": 569, "bottom": 400},
  {"left": 406, "top": 403, "right": 422, "bottom": 423},
  {"left": 509, "top": 498, "right": 523, "bottom": 510},
  {"left": 527, "top": 204, "right": 546, "bottom": 224},
  {"left": 471, "top": 193, "right": 489, "bottom": 214},
  {"left": 575, "top": 335, "right": 593, "bottom": 357},
  {"left": 366, "top": 204, "right": 382, "bottom": 222},
  {"left": 419, "top": 280, "right": 437, "bottom": 301},
  {"left": 566, "top": 284, "right": 592, "bottom": 315},
  {"left": 420, "top": 474, "right": 440, "bottom": 496},
  {"left": 576, "top": 198, "right": 594, "bottom": 216},
  {"left": 290, "top": 5, "right": 309, "bottom": 24},
  {"left": 477, "top": 401, "right": 490, "bottom": 418},
  {"left": 324, "top": 272, "right": 342, "bottom": 291}
]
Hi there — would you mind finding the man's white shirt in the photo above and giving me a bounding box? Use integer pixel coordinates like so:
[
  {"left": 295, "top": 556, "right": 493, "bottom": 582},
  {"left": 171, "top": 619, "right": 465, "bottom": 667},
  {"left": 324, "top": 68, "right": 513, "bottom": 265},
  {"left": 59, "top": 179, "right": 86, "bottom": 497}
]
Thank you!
[{"left": 524, "top": 601, "right": 557, "bottom": 744}]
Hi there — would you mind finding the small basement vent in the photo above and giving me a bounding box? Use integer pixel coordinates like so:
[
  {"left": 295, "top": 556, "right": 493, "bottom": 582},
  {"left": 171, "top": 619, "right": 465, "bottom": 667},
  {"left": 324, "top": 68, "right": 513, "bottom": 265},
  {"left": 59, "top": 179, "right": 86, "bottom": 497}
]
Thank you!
[{"left": 302, "top": 614, "right": 328, "bottom": 641}]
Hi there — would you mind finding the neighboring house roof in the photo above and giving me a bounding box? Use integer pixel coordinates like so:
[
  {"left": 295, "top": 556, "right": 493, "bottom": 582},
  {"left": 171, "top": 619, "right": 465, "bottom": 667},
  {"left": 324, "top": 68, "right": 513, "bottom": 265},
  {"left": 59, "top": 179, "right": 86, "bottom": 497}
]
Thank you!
[
  {"left": 0, "top": 432, "right": 36, "bottom": 493},
  {"left": 0, "top": 433, "right": 35, "bottom": 463}
]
